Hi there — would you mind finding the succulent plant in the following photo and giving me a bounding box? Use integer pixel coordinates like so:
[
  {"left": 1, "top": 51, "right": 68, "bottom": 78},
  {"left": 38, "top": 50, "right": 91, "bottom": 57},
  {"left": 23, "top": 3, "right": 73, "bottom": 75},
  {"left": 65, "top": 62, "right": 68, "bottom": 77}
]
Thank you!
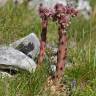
[
  {"left": 37, "top": 3, "right": 53, "bottom": 64},
  {"left": 53, "top": 4, "right": 78, "bottom": 81},
  {"left": 38, "top": 3, "right": 78, "bottom": 82}
]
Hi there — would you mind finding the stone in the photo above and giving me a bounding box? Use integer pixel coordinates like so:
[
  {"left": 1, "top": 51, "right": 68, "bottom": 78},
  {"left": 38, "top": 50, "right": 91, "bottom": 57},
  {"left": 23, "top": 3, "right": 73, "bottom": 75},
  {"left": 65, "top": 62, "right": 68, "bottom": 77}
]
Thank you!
[
  {"left": 28, "top": 0, "right": 33, "bottom": 10},
  {"left": 42, "top": 0, "right": 67, "bottom": 8},
  {"left": 71, "top": 80, "right": 77, "bottom": 91},
  {"left": 0, "top": 0, "right": 7, "bottom": 7},
  {"left": 10, "top": 33, "right": 40, "bottom": 59},
  {"left": 51, "top": 56, "right": 57, "bottom": 64},
  {"left": 0, "top": 46, "right": 37, "bottom": 72},
  {"left": 77, "top": 0, "right": 92, "bottom": 20},
  {"left": 28, "top": 0, "right": 67, "bottom": 9},
  {"left": 0, "top": 64, "right": 18, "bottom": 75},
  {"left": 0, "top": 71, "right": 12, "bottom": 78},
  {"left": 50, "top": 64, "right": 56, "bottom": 73}
]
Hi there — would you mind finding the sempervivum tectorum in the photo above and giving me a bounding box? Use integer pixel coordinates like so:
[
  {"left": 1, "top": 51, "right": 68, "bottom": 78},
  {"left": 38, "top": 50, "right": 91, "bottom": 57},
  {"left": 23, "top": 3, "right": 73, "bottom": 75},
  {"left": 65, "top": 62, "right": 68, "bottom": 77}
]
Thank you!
[
  {"left": 53, "top": 4, "right": 78, "bottom": 81},
  {"left": 37, "top": 3, "right": 53, "bottom": 64},
  {"left": 38, "top": 3, "right": 78, "bottom": 82}
]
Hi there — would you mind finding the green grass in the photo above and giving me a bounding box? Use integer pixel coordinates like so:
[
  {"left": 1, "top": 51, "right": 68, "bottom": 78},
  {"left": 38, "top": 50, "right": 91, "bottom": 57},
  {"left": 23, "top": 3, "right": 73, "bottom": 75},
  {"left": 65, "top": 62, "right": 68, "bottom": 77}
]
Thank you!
[
  {"left": 0, "top": 0, "right": 96, "bottom": 96},
  {"left": 0, "top": 64, "right": 50, "bottom": 96},
  {"left": 0, "top": 1, "right": 41, "bottom": 45}
]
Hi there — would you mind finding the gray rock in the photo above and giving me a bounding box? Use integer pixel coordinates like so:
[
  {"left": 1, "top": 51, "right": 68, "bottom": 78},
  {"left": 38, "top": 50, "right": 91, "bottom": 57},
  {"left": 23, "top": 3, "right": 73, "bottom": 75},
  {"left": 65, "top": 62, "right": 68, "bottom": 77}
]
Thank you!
[
  {"left": 0, "top": 46, "right": 37, "bottom": 72},
  {"left": 28, "top": 0, "right": 40, "bottom": 10},
  {"left": 0, "top": 0, "right": 7, "bottom": 7},
  {"left": 0, "top": 71, "right": 12, "bottom": 78},
  {"left": 10, "top": 33, "right": 40, "bottom": 59},
  {"left": 71, "top": 80, "right": 77, "bottom": 91},
  {"left": 77, "top": 0, "right": 92, "bottom": 20},
  {"left": 0, "top": 64, "right": 18, "bottom": 75},
  {"left": 51, "top": 56, "right": 57, "bottom": 64},
  {"left": 28, "top": 0, "right": 67, "bottom": 9},
  {"left": 50, "top": 64, "right": 56, "bottom": 73},
  {"left": 40, "top": 0, "right": 67, "bottom": 8}
]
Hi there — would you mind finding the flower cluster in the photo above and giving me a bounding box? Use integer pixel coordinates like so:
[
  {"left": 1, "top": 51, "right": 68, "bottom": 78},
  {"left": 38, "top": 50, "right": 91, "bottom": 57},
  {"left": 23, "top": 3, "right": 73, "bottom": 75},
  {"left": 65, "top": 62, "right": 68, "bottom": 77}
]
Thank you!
[
  {"left": 39, "top": 3, "right": 53, "bottom": 20},
  {"left": 53, "top": 4, "right": 78, "bottom": 30},
  {"left": 39, "top": 3, "right": 78, "bottom": 28}
]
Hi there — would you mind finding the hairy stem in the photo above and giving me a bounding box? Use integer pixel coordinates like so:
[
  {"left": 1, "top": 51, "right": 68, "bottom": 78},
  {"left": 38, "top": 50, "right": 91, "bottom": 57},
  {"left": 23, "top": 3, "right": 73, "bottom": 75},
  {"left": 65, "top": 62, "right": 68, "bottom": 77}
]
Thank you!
[
  {"left": 55, "top": 28, "right": 67, "bottom": 82},
  {"left": 37, "top": 19, "right": 48, "bottom": 64}
]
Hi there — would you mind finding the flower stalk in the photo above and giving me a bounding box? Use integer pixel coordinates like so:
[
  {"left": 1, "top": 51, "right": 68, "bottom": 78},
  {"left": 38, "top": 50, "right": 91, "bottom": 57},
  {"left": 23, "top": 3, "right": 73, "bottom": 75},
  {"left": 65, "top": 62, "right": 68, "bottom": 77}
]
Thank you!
[
  {"left": 53, "top": 4, "right": 78, "bottom": 81},
  {"left": 37, "top": 4, "right": 52, "bottom": 64}
]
